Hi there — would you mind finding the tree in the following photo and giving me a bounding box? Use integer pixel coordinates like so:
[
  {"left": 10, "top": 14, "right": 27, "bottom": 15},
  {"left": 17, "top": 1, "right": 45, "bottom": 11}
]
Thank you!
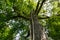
[{"left": 0, "top": 0, "right": 60, "bottom": 40}]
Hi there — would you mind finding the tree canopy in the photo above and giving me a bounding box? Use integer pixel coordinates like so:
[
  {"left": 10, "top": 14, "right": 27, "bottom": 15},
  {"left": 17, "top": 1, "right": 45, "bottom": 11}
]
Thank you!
[{"left": 0, "top": 0, "right": 60, "bottom": 40}]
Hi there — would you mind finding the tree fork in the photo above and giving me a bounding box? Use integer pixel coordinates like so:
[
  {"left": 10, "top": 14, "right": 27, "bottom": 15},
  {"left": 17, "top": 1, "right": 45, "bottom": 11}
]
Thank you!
[{"left": 30, "top": 0, "right": 47, "bottom": 40}]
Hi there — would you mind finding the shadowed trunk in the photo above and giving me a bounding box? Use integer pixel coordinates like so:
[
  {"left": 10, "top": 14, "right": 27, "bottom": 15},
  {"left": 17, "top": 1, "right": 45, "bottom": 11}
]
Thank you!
[
  {"left": 30, "top": 10, "right": 34, "bottom": 40},
  {"left": 30, "top": 10, "right": 48, "bottom": 40}
]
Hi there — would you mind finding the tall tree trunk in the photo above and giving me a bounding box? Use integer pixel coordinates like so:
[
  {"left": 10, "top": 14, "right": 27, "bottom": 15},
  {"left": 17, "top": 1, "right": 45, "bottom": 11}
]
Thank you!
[
  {"left": 30, "top": 10, "right": 34, "bottom": 40},
  {"left": 30, "top": 10, "right": 48, "bottom": 40}
]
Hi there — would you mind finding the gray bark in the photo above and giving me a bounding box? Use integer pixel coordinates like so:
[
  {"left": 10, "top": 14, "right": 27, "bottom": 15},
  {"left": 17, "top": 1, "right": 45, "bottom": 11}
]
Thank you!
[{"left": 30, "top": 10, "right": 48, "bottom": 40}]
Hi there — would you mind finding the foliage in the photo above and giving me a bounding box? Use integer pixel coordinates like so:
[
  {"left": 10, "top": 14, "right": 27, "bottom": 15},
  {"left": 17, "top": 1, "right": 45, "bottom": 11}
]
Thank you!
[{"left": 0, "top": 0, "right": 60, "bottom": 40}]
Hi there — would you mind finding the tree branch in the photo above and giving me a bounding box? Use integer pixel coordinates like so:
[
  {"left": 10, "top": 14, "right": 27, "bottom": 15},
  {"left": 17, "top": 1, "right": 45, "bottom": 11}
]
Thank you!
[
  {"left": 38, "top": 16, "right": 50, "bottom": 19},
  {"left": 35, "top": 0, "right": 40, "bottom": 13},
  {"left": 36, "top": 0, "right": 46, "bottom": 15},
  {"left": 12, "top": 15, "right": 30, "bottom": 20}
]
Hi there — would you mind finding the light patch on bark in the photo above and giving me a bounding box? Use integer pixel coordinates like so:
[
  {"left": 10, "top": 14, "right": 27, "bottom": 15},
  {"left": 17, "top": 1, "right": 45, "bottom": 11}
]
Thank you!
[{"left": 41, "top": 27, "right": 48, "bottom": 40}]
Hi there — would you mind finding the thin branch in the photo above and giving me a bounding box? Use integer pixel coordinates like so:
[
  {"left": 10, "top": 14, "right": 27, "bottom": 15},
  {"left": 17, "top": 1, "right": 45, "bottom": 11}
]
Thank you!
[
  {"left": 35, "top": 0, "right": 40, "bottom": 13},
  {"left": 5, "top": 16, "right": 30, "bottom": 22},
  {"left": 36, "top": 0, "right": 46, "bottom": 15},
  {"left": 38, "top": 16, "right": 50, "bottom": 19},
  {"left": 12, "top": 15, "right": 30, "bottom": 20}
]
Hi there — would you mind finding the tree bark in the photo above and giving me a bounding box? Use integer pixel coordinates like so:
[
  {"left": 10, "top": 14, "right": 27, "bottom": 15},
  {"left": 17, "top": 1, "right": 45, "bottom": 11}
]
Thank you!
[
  {"left": 30, "top": 10, "right": 48, "bottom": 40},
  {"left": 30, "top": 10, "right": 34, "bottom": 40}
]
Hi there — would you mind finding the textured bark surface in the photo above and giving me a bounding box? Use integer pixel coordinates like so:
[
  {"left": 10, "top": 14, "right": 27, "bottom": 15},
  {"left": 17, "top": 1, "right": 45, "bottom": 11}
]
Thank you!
[
  {"left": 33, "top": 14, "right": 43, "bottom": 40},
  {"left": 30, "top": 10, "right": 48, "bottom": 40},
  {"left": 30, "top": 10, "right": 34, "bottom": 40},
  {"left": 41, "top": 28, "right": 48, "bottom": 40},
  {"left": 30, "top": 0, "right": 47, "bottom": 40}
]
